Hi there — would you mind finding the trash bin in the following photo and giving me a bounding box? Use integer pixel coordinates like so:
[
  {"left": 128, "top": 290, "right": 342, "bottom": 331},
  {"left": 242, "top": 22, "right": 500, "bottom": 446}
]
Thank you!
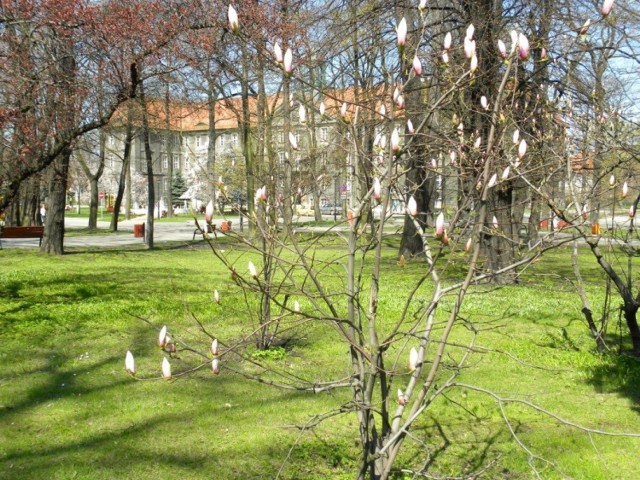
[
  {"left": 221, "top": 221, "right": 231, "bottom": 232},
  {"left": 134, "top": 223, "right": 145, "bottom": 238},
  {"left": 591, "top": 222, "right": 601, "bottom": 235}
]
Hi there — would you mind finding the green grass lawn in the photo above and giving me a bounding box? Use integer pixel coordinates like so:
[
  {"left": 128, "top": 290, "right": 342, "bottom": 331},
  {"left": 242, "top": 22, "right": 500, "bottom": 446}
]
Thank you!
[{"left": 1, "top": 243, "right": 639, "bottom": 479}]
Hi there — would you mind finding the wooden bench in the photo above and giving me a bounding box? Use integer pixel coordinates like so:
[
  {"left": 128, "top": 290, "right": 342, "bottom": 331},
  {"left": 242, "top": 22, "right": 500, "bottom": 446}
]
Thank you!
[{"left": 0, "top": 226, "right": 45, "bottom": 248}]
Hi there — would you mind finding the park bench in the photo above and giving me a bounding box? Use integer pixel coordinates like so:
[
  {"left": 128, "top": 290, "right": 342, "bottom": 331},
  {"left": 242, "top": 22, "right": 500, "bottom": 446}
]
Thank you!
[{"left": 0, "top": 225, "right": 45, "bottom": 248}]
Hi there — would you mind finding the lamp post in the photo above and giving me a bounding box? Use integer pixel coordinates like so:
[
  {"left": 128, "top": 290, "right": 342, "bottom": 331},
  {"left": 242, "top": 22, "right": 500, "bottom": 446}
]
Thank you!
[{"left": 153, "top": 173, "right": 165, "bottom": 219}]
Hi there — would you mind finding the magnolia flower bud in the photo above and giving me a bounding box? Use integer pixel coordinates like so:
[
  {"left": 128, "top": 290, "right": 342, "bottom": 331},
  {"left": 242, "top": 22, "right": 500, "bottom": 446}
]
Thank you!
[
  {"left": 630, "top": 205, "right": 635, "bottom": 218},
  {"left": 444, "top": 31, "right": 452, "bottom": 50},
  {"left": 407, "top": 119, "right": 415, "bottom": 134},
  {"left": 228, "top": 5, "right": 239, "bottom": 33},
  {"left": 518, "top": 139, "right": 527, "bottom": 159},
  {"left": 464, "top": 37, "right": 476, "bottom": 59},
  {"left": 465, "top": 237, "right": 472, "bottom": 252},
  {"left": 409, "top": 347, "right": 418, "bottom": 371},
  {"left": 473, "top": 136, "right": 482, "bottom": 150},
  {"left": 442, "top": 51, "right": 449, "bottom": 63},
  {"left": 466, "top": 24, "right": 475, "bottom": 40},
  {"left": 435, "top": 211, "right": 445, "bottom": 237},
  {"left": 205, "top": 200, "right": 214, "bottom": 224},
  {"left": 211, "top": 358, "right": 220, "bottom": 375},
  {"left": 391, "top": 128, "right": 400, "bottom": 152},
  {"left": 622, "top": 181, "right": 629, "bottom": 197},
  {"left": 283, "top": 48, "right": 293, "bottom": 74},
  {"left": 397, "top": 17, "right": 407, "bottom": 47},
  {"left": 395, "top": 94, "right": 405, "bottom": 109},
  {"left": 341, "top": 102, "right": 348, "bottom": 118},
  {"left": 214, "top": 289, "right": 220, "bottom": 303},
  {"left": 609, "top": 174, "right": 615, "bottom": 186},
  {"left": 419, "top": 0, "right": 427, "bottom": 10},
  {"left": 273, "top": 42, "right": 283, "bottom": 63},
  {"left": 602, "top": 0, "right": 614, "bottom": 16},
  {"left": 125, "top": 351, "right": 135, "bottom": 376},
  {"left": 319, "top": 101, "right": 325, "bottom": 116},
  {"left": 470, "top": 54, "right": 478, "bottom": 73},
  {"left": 413, "top": 55, "right": 422, "bottom": 75},
  {"left": 158, "top": 325, "right": 167, "bottom": 348},
  {"left": 510, "top": 30, "right": 518, "bottom": 54},
  {"left": 162, "top": 357, "right": 171, "bottom": 379},
  {"left": 518, "top": 33, "right": 530, "bottom": 60},
  {"left": 502, "top": 166, "right": 510, "bottom": 180},
  {"left": 248, "top": 261, "right": 258, "bottom": 277},
  {"left": 513, "top": 129, "right": 520, "bottom": 144},
  {"left": 492, "top": 216, "right": 499, "bottom": 229},
  {"left": 293, "top": 300, "right": 300, "bottom": 312},
  {"left": 373, "top": 177, "right": 381, "bottom": 200},
  {"left": 289, "top": 131, "right": 298, "bottom": 150},
  {"left": 398, "top": 388, "right": 406, "bottom": 406},
  {"left": 487, "top": 173, "right": 497, "bottom": 189},
  {"left": 379, "top": 104, "right": 386, "bottom": 118},
  {"left": 298, "top": 104, "right": 306, "bottom": 123},
  {"left": 498, "top": 39, "right": 507, "bottom": 58},
  {"left": 211, "top": 339, "right": 219, "bottom": 356},
  {"left": 407, "top": 196, "right": 418, "bottom": 216},
  {"left": 480, "top": 96, "right": 488, "bottom": 110}
]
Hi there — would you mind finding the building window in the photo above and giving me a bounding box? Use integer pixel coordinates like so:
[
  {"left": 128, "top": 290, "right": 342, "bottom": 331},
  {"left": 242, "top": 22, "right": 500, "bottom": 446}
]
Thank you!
[
  {"left": 173, "top": 134, "right": 180, "bottom": 146},
  {"left": 109, "top": 135, "right": 115, "bottom": 146},
  {"left": 319, "top": 151, "right": 328, "bottom": 166},
  {"left": 108, "top": 153, "right": 115, "bottom": 168},
  {"left": 278, "top": 131, "right": 284, "bottom": 143},
  {"left": 161, "top": 136, "right": 167, "bottom": 148},
  {"left": 195, "top": 136, "right": 201, "bottom": 148},
  {"left": 278, "top": 151, "right": 285, "bottom": 165},
  {"left": 173, "top": 154, "right": 180, "bottom": 170},
  {"left": 295, "top": 132, "right": 301, "bottom": 144},
  {"left": 162, "top": 154, "right": 168, "bottom": 169},
  {"left": 319, "top": 127, "right": 328, "bottom": 142},
  {"left": 219, "top": 134, "right": 225, "bottom": 148},
  {"left": 230, "top": 133, "right": 238, "bottom": 146}
]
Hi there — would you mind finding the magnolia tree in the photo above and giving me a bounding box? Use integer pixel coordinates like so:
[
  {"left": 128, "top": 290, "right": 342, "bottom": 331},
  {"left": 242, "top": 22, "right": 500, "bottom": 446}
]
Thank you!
[{"left": 124, "top": 1, "right": 639, "bottom": 478}]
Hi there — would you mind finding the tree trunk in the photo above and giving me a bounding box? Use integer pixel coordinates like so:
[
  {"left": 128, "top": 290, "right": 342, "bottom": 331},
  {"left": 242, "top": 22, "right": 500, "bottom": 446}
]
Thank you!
[
  {"left": 139, "top": 79, "right": 155, "bottom": 249},
  {"left": 89, "top": 177, "right": 99, "bottom": 229},
  {"left": 110, "top": 107, "right": 133, "bottom": 231},
  {"left": 41, "top": 148, "right": 71, "bottom": 254}
]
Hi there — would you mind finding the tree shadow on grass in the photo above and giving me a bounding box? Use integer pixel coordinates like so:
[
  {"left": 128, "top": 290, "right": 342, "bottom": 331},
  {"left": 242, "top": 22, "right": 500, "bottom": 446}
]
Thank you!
[{"left": 584, "top": 351, "right": 640, "bottom": 413}]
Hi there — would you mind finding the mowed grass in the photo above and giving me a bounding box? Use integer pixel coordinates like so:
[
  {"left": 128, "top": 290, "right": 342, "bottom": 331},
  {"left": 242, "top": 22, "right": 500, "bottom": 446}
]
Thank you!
[{"left": 1, "top": 242, "right": 640, "bottom": 479}]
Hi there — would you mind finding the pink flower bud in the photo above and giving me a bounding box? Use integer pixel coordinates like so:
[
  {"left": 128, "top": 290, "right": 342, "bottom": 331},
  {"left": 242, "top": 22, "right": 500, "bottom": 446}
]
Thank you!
[
  {"left": 228, "top": 5, "right": 239, "bottom": 33},
  {"left": 518, "top": 33, "right": 530, "bottom": 60},
  {"left": 419, "top": 0, "right": 427, "bottom": 10},
  {"left": 293, "top": 300, "right": 300, "bottom": 312},
  {"left": 273, "top": 42, "right": 283, "bottom": 63},
  {"left": 412, "top": 55, "right": 422, "bottom": 75},
  {"left": 407, "top": 196, "right": 418, "bottom": 216},
  {"left": 162, "top": 357, "right": 171, "bottom": 379},
  {"left": 501, "top": 166, "right": 510, "bottom": 180},
  {"left": 580, "top": 19, "right": 591, "bottom": 36},
  {"left": 444, "top": 32, "right": 452, "bottom": 50},
  {"left": 465, "top": 237, "right": 472, "bottom": 252},
  {"left": 125, "top": 351, "right": 135, "bottom": 376},
  {"left": 341, "top": 102, "right": 348, "bottom": 118},
  {"left": 492, "top": 216, "right": 499, "bottom": 229},
  {"left": 473, "top": 136, "right": 481, "bottom": 149},
  {"left": 211, "top": 339, "right": 219, "bottom": 356},
  {"left": 395, "top": 94, "right": 405, "bottom": 109},
  {"left": 512, "top": 129, "right": 520, "bottom": 144},
  {"left": 510, "top": 30, "right": 518, "bottom": 54},
  {"left": 498, "top": 39, "right": 507, "bottom": 57},
  {"left": 622, "top": 181, "right": 628, "bottom": 197},
  {"left": 211, "top": 358, "right": 220, "bottom": 375},
  {"left": 397, "top": 17, "right": 407, "bottom": 47},
  {"left": 602, "top": 0, "right": 614, "bottom": 16},
  {"left": 518, "top": 139, "right": 527, "bottom": 159},
  {"left": 435, "top": 211, "right": 445, "bottom": 237},
  {"left": 283, "top": 48, "right": 293, "bottom": 73},
  {"left": 582, "top": 204, "right": 589, "bottom": 218},
  {"left": 480, "top": 96, "right": 488, "bottom": 110},
  {"left": 609, "top": 174, "right": 615, "bottom": 186},
  {"left": 158, "top": 325, "right": 167, "bottom": 347},
  {"left": 409, "top": 347, "right": 418, "bottom": 371},
  {"left": 407, "top": 119, "right": 415, "bottom": 134},
  {"left": 442, "top": 51, "right": 450, "bottom": 63},
  {"left": 319, "top": 101, "right": 325, "bottom": 116},
  {"left": 391, "top": 128, "right": 400, "bottom": 152},
  {"left": 379, "top": 104, "right": 386, "bottom": 118},
  {"left": 373, "top": 177, "right": 381, "bottom": 200},
  {"left": 630, "top": 205, "right": 635, "bottom": 218},
  {"left": 393, "top": 86, "right": 401, "bottom": 102}
]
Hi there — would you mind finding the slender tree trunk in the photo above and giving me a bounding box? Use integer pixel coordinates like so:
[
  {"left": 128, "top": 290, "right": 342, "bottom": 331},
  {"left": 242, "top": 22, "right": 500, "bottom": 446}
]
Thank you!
[
  {"left": 111, "top": 106, "right": 133, "bottom": 231},
  {"left": 139, "top": 80, "right": 155, "bottom": 248},
  {"left": 41, "top": 148, "right": 71, "bottom": 254}
]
